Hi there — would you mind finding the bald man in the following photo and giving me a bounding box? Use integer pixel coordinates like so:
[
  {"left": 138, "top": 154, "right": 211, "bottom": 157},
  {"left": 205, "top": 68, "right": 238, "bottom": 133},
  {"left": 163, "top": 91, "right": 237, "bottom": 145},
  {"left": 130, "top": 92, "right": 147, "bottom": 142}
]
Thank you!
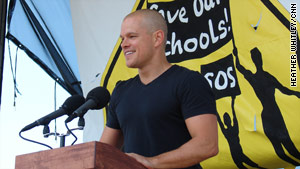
[{"left": 100, "top": 9, "right": 218, "bottom": 169}]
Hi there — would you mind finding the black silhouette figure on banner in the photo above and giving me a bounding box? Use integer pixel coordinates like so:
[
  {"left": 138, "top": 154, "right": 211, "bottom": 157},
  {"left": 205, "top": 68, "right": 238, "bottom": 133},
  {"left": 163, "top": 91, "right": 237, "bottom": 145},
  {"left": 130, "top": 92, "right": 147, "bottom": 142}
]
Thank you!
[
  {"left": 234, "top": 47, "right": 300, "bottom": 166},
  {"left": 217, "top": 96, "right": 266, "bottom": 169}
]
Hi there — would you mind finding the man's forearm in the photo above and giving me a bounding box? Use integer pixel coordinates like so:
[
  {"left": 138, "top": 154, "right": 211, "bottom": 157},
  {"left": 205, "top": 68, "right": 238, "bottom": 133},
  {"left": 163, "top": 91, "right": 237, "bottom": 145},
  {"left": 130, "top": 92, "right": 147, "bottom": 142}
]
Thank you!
[
  {"left": 100, "top": 126, "right": 124, "bottom": 149},
  {"left": 127, "top": 114, "right": 219, "bottom": 168},
  {"left": 150, "top": 136, "right": 218, "bottom": 168},
  {"left": 128, "top": 136, "right": 218, "bottom": 169}
]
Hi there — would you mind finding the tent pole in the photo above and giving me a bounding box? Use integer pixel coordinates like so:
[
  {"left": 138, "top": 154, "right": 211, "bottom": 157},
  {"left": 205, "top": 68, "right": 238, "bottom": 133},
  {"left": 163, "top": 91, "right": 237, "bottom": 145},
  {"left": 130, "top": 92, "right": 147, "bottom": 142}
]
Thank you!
[{"left": 0, "top": 0, "right": 8, "bottom": 108}]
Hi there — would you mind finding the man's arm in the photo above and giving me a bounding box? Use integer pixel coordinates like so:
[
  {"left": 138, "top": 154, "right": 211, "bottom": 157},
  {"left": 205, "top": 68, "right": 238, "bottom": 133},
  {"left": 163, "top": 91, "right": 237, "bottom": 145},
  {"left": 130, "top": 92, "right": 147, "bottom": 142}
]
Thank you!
[
  {"left": 100, "top": 126, "right": 124, "bottom": 150},
  {"left": 127, "top": 114, "right": 218, "bottom": 169}
]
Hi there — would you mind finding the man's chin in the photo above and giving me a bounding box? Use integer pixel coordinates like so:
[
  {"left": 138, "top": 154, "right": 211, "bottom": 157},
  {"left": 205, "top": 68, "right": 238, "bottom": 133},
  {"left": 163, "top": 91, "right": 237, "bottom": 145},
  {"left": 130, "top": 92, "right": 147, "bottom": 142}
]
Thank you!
[{"left": 126, "top": 63, "right": 138, "bottom": 68}]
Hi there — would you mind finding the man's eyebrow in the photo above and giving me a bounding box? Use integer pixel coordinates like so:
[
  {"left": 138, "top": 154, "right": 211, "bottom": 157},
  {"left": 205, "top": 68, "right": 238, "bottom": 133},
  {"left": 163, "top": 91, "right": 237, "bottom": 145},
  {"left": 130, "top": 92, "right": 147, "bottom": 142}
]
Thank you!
[
  {"left": 120, "top": 32, "right": 138, "bottom": 37},
  {"left": 120, "top": 32, "right": 138, "bottom": 40}
]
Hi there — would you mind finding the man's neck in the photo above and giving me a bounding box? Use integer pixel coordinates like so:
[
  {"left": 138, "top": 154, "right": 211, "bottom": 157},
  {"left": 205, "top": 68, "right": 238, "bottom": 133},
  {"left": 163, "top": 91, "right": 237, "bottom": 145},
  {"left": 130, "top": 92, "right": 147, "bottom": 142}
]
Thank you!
[{"left": 138, "top": 61, "right": 172, "bottom": 85}]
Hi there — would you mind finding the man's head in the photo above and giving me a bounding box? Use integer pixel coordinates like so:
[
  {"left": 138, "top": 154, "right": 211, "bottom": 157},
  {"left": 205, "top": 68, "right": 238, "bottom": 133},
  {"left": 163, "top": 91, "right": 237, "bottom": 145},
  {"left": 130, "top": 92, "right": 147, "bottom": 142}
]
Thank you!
[
  {"left": 124, "top": 9, "right": 168, "bottom": 45},
  {"left": 120, "top": 9, "right": 168, "bottom": 68}
]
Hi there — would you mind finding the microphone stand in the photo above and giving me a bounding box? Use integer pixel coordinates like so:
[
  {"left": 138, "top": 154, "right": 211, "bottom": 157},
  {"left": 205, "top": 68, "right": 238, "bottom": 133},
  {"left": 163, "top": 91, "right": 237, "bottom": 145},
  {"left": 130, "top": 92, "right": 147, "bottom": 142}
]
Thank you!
[{"left": 44, "top": 126, "right": 83, "bottom": 147}]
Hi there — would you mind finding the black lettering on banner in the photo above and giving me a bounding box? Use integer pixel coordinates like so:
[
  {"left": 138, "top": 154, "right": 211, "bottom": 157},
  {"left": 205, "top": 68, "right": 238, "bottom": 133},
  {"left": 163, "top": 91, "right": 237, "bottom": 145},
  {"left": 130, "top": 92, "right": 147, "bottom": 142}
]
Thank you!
[
  {"left": 201, "top": 54, "right": 241, "bottom": 100},
  {"left": 148, "top": 0, "right": 232, "bottom": 63}
]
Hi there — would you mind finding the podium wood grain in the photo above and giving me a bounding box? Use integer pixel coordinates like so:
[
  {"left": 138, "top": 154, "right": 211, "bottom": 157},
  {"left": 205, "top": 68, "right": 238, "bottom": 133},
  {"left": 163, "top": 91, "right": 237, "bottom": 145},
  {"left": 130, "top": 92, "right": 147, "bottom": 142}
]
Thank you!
[{"left": 15, "top": 141, "right": 147, "bottom": 169}]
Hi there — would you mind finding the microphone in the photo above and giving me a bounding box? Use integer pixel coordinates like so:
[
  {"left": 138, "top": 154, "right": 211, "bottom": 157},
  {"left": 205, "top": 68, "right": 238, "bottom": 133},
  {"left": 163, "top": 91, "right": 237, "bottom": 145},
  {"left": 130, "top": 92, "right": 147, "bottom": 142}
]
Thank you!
[
  {"left": 65, "top": 86, "right": 110, "bottom": 123},
  {"left": 21, "top": 95, "right": 85, "bottom": 132}
]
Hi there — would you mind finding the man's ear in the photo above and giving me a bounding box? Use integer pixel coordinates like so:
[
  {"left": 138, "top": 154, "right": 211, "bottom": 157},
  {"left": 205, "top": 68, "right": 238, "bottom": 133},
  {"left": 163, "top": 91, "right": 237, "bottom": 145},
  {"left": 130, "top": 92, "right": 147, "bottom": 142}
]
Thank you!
[{"left": 153, "top": 30, "right": 164, "bottom": 47}]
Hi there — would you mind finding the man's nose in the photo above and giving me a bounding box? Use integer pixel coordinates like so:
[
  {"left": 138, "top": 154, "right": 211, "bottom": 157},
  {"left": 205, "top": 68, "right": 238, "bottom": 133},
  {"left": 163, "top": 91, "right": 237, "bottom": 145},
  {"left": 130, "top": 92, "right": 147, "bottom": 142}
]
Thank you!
[{"left": 121, "top": 38, "right": 128, "bottom": 49}]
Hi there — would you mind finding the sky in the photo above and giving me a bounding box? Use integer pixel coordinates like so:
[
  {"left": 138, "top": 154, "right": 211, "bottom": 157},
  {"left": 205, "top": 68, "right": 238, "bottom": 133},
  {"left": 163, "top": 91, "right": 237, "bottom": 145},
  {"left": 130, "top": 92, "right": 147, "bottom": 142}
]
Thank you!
[{"left": 0, "top": 40, "right": 83, "bottom": 169}]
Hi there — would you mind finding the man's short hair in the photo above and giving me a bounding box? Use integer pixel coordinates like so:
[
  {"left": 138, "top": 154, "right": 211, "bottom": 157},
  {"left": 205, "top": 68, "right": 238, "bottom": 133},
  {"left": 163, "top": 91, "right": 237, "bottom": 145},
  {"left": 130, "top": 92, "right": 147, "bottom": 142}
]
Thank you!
[{"left": 125, "top": 9, "right": 168, "bottom": 45}]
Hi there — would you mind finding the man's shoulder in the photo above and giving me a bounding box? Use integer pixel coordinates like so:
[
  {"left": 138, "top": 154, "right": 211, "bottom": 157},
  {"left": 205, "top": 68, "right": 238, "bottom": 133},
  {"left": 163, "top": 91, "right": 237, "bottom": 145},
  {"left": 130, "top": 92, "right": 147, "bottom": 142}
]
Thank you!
[
  {"left": 173, "top": 65, "right": 200, "bottom": 74},
  {"left": 171, "top": 65, "right": 212, "bottom": 92},
  {"left": 114, "top": 75, "right": 138, "bottom": 89},
  {"left": 172, "top": 65, "right": 204, "bottom": 80},
  {"left": 110, "top": 76, "right": 138, "bottom": 100}
]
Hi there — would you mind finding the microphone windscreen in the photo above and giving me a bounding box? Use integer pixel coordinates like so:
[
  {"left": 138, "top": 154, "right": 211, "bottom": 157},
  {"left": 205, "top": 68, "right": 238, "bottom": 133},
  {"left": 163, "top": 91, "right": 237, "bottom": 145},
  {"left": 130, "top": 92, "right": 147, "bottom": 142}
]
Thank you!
[
  {"left": 86, "top": 87, "right": 110, "bottom": 109},
  {"left": 62, "top": 95, "right": 86, "bottom": 115}
]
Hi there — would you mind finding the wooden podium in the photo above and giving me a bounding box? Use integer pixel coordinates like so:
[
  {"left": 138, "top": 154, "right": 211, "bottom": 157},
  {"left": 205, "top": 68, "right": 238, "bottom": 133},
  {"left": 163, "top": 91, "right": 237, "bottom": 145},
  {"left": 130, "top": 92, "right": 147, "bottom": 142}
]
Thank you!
[{"left": 15, "top": 141, "right": 147, "bottom": 169}]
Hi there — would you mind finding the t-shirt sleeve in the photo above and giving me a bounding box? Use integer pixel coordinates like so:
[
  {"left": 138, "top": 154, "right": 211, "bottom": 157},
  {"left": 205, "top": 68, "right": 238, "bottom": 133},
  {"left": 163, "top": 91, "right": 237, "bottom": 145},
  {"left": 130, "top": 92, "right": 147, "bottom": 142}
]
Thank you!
[
  {"left": 179, "top": 71, "right": 217, "bottom": 120},
  {"left": 106, "top": 101, "right": 121, "bottom": 129},
  {"left": 105, "top": 82, "right": 121, "bottom": 129}
]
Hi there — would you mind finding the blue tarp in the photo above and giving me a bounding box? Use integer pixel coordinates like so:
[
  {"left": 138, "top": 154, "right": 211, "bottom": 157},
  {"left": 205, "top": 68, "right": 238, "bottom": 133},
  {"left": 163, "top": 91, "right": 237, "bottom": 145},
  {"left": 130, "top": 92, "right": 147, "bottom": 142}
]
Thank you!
[{"left": 7, "top": 0, "right": 82, "bottom": 95}]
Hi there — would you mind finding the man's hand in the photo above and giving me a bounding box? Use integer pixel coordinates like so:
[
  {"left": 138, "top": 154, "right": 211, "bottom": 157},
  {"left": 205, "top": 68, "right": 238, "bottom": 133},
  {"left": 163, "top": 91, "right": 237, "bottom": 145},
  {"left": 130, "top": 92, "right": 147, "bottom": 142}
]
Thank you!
[{"left": 126, "top": 153, "right": 154, "bottom": 169}]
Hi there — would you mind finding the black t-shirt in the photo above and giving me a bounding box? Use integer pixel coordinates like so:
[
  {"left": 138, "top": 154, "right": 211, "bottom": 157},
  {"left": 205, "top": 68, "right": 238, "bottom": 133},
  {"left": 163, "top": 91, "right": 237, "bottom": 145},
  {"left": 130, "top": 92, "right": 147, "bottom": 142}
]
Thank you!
[{"left": 106, "top": 65, "right": 217, "bottom": 169}]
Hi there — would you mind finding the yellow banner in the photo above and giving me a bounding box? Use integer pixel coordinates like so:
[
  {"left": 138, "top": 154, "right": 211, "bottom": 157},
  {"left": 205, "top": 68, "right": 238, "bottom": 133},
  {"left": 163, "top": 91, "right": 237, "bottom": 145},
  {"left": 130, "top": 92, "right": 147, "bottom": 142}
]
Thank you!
[{"left": 101, "top": 0, "right": 300, "bottom": 168}]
